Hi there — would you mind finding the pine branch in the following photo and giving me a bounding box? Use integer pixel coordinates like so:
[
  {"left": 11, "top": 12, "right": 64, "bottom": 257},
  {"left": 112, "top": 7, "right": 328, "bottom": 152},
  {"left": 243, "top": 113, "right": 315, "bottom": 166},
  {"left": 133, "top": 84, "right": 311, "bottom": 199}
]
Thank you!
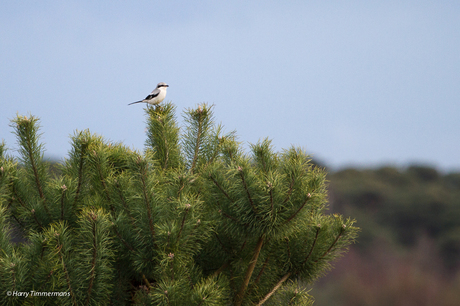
[
  {"left": 163, "top": 138, "right": 170, "bottom": 170},
  {"left": 285, "top": 237, "right": 291, "bottom": 259},
  {"left": 139, "top": 163, "right": 156, "bottom": 243},
  {"left": 200, "top": 133, "right": 225, "bottom": 173},
  {"left": 85, "top": 213, "right": 98, "bottom": 306},
  {"left": 212, "top": 261, "right": 230, "bottom": 278},
  {"left": 268, "top": 185, "right": 274, "bottom": 213},
  {"left": 13, "top": 116, "right": 51, "bottom": 217},
  {"left": 113, "top": 225, "right": 134, "bottom": 251},
  {"left": 282, "top": 178, "right": 295, "bottom": 205},
  {"left": 114, "top": 181, "right": 138, "bottom": 231},
  {"left": 94, "top": 151, "right": 112, "bottom": 205},
  {"left": 256, "top": 271, "right": 292, "bottom": 306},
  {"left": 11, "top": 213, "right": 25, "bottom": 229},
  {"left": 190, "top": 108, "right": 204, "bottom": 173},
  {"left": 283, "top": 193, "right": 312, "bottom": 224},
  {"left": 211, "top": 236, "right": 249, "bottom": 279},
  {"left": 238, "top": 167, "right": 257, "bottom": 214},
  {"left": 36, "top": 269, "right": 54, "bottom": 294},
  {"left": 221, "top": 211, "right": 239, "bottom": 222},
  {"left": 215, "top": 233, "right": 232, "bottom": 255},
  {"left": 76, "top": 209, "right": 114, "bottom": 305},
  {"left": 183, "top": 104, "right": 215, "bottom": 172},
  {"left": 63, "top": 130, "right": 92, "bottom": 214},
  {"left": 27, "top": 140, "right": 46, "bottom": 202},
  {"left": 72, "top": 141, "right": 86, "bottom": 207},
  {"left": 180, "top": 218, "right": 202, "bottom": 250},
  {"left": 314, "top": 226, "right": 345, "bottom": 263},
  {"left": 12, "top": 187, "right": 27, "bottom": 210},
  {"left": 145, "top": 103, "right": 181, "bottom": 170},
  {"left": 16, "top": 116, "right": 51, "bottom": 218},
  {"left": 57, "top": 244, "right": 77, "bottom": 306},
  {"left": 209, "top": 174, "right": 232, "bottom": 201},
  {"left": 254, "top": 255, "right": 270, "bottom": 285},
  {"left": 31, "top": 209, "right": 43, "bottom": 229},
  {"left": 302, "top": 226, "right": 320, "bottom": 266},
  {"left": 217, "top": 201, "right": 250, "bottom": 227},
  {"left": 169, "top": 253, "right": 175, "bottom": 281},
  {"left": 60, "top": 186, "right": 66, "bottom": 220},
  {"left": 235, "top": 235, "right": 264, "bottom": 306},
  {"left": 142, "top": 274, "right": 152, "bottom": 289},
  {"left": 11, "top": 263, "right": 17, "bottom": 293},
  {"left": 251, "top": 138, "right": 275, "bottom": 174},
  {"left": 177, "top": 178, "right": 185, "bottom": 198},
  {"left": 176, "top": 204, "right": 190, "bottom": 241}
]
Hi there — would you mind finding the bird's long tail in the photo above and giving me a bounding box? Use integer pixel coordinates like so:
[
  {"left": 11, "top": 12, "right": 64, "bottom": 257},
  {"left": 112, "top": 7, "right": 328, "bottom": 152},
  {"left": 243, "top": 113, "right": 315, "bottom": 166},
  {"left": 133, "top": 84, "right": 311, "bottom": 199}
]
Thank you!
[{"left": 128, "top": 100, "right": 144, "bottom": 105}]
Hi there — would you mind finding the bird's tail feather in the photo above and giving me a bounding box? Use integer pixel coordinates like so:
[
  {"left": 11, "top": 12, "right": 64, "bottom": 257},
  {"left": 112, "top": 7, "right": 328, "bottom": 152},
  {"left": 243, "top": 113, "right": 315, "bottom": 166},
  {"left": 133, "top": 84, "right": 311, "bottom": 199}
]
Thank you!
[{"left": 128, "top": 101, "right": 144, "bottom": 105}]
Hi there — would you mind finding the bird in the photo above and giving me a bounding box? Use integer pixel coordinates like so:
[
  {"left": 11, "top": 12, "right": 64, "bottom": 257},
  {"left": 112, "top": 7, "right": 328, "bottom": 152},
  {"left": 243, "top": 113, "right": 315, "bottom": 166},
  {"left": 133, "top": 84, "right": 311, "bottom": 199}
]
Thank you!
[{"left": 128, "top": 82, "right": 169, "bottom": 106}]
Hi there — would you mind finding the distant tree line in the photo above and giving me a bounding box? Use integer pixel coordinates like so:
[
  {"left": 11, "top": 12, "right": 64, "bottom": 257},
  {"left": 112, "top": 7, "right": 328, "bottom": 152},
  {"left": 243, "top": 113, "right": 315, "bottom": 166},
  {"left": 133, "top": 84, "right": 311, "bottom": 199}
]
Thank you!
[{"left": 328, "top": 165, "right": 460, "bottom": 271}]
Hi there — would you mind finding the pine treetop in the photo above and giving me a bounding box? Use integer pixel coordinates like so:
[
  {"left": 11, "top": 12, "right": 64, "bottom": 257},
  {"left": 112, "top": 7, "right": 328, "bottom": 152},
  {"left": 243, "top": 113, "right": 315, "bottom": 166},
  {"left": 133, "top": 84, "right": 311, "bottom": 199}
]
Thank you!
[{"left": 0, "top": 103, "right": 358, "bottom": 305}]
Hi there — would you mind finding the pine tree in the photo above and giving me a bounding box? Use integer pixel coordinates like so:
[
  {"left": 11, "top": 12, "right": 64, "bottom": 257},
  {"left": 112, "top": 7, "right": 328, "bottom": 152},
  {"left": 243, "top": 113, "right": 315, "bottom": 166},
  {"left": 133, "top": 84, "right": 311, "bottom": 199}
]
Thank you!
[{"left": 0, "top": 103, "right": 358, "bottom": 305}]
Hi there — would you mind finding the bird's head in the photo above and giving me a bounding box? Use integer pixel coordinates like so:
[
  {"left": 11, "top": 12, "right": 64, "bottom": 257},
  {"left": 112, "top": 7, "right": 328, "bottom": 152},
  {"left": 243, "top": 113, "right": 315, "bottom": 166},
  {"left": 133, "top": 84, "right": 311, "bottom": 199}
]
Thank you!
[{"left": 156, "top": 82, "right": 169, "bottom": 89}]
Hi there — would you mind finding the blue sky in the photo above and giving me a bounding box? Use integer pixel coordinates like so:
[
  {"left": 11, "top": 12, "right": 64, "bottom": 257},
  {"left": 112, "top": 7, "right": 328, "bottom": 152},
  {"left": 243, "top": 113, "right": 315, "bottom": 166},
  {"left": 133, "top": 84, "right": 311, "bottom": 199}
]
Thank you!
[{"left": 1, "top": 1, "right": 459, "bottom": 171}]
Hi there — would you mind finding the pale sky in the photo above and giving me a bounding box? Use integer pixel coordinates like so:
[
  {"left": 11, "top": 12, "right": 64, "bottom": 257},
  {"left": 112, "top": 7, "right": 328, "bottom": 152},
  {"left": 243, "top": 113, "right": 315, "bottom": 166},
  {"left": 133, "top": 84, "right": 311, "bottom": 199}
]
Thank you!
[{"left": 1, "top": 1, "right": 459, "bottom": 171}]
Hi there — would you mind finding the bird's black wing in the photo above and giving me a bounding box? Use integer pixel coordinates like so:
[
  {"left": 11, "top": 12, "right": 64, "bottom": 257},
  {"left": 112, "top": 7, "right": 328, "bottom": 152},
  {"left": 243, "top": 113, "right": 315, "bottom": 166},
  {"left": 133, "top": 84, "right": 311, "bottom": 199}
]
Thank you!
[
  {"left": 128, "top": 88, "right": 161, "bottom": 105},
  {"left": 144, "top": 90, "right": 160, "bottom": 100}
]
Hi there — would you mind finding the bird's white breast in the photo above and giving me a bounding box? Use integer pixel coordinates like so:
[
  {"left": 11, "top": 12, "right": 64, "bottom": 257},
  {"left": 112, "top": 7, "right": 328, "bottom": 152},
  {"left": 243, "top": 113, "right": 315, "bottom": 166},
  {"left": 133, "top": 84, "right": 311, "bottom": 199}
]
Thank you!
[{"left": 148, "top": 88, "right": 167, "bottom": 105}]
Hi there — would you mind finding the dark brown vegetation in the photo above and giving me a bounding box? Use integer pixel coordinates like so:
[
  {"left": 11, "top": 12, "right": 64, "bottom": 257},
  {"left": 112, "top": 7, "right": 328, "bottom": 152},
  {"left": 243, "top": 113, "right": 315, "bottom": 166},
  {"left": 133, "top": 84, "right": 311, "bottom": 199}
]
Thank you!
[{"left": 312, "top": 165, "right": 460, "bottom": 305}]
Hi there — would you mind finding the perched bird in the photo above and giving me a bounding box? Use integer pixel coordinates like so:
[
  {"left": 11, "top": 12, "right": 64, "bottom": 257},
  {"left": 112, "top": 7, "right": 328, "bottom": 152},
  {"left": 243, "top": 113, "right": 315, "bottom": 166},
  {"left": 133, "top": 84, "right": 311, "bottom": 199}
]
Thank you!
[{"left": 128, "top": 82, "right": 169, "bottom": 106}]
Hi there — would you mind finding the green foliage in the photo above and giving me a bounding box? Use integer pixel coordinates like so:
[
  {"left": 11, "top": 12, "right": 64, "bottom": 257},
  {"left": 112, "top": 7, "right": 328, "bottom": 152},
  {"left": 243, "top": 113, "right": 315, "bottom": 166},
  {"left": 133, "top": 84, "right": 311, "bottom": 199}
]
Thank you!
[{"left": 0, "top": 103, "right": 358, "bottom": 305}]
